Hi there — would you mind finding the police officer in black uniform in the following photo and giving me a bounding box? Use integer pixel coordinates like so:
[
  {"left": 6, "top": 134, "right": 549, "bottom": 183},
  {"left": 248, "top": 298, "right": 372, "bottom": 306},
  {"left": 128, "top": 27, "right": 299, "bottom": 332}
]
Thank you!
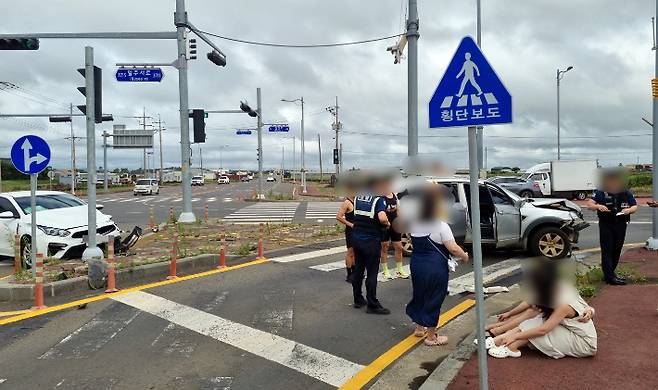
[
  {"left": 351, "top": 175, "right": 391, "bottom": 314},
  {"left": 587, "top": 170, "right": 638, "bottom": 285}
]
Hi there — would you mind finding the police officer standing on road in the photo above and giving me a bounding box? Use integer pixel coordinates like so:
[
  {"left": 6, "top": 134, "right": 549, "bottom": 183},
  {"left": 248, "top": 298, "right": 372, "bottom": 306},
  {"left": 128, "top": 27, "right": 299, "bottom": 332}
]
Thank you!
[
  {"left": 351, "top": 174, "right": 392, "bottom": 315},
  {"left": 587, "top": 169, "right": 638, "bottom": 285}
]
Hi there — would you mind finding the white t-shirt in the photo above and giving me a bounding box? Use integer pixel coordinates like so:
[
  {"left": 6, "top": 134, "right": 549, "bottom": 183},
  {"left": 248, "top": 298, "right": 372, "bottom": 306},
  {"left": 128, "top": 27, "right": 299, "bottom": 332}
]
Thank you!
[{"left": 409, "top": 221, "right": 454, "bottom": 244}]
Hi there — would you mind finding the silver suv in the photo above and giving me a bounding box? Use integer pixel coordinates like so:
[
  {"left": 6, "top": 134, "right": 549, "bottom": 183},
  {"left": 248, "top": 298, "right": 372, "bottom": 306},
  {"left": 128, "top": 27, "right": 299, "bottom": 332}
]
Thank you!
[{"left": 400, "top": 177, "right": 589, "bottom": 259}]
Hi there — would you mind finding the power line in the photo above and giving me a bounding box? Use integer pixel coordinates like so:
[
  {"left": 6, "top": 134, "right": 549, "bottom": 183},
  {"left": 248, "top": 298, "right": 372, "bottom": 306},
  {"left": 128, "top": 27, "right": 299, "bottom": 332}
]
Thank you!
[
  {"left": 196, "top": 28, "right": 404, "bottom": 48},
  {"left": 340, "top": 130, "right": 652, "bottom": 139}
]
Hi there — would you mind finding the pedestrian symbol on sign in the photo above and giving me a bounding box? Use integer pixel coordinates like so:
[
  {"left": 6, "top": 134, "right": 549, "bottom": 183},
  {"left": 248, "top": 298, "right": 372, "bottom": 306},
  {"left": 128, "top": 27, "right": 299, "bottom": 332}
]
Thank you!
[{"left": 428, "top": 36, "right": 512, "bottom": 128}]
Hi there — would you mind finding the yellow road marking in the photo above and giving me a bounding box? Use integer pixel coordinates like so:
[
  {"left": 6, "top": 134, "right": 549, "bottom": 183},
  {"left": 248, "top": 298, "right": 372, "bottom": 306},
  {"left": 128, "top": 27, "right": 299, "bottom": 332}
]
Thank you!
[
  {"left": 339, "top": 299, "right": 476, "bottom": 390},
  {"left": 0, "top": 258, "right": 269, "bottom": 326},
  {"left": 575, "top": 242, "right": 644, "bottom": 255},
  {"left": 0, "top": 309, "right": 30, "bottom": 317}
]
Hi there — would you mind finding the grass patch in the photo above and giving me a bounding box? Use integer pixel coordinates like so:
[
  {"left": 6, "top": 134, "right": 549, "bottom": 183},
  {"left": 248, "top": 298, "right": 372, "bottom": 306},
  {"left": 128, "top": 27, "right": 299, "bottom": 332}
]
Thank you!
[
  {"left": 575, "top": 266, "right": 604, "bottom": 298},
  {"left": 236, "top": 243, "right": 256, "bottom": 256}
]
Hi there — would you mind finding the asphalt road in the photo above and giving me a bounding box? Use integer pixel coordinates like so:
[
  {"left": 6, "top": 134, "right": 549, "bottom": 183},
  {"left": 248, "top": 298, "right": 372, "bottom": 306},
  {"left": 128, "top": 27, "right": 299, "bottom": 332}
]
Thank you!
[
  {"left": 0, "top": 241, "right": 514, "bottom": 390},
  {"left": 94, "top": 180, "right": 281, "bottom": 230}
]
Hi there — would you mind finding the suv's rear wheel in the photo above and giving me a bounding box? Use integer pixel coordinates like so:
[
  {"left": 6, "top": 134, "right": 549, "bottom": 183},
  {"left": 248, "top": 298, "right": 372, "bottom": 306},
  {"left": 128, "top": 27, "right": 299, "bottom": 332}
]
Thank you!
[
  {"left": 519, "top": 190, "right": 533, "bottom": 198},
  {"left": 530, "top": 226, "right": 570, "bottom": 259}
]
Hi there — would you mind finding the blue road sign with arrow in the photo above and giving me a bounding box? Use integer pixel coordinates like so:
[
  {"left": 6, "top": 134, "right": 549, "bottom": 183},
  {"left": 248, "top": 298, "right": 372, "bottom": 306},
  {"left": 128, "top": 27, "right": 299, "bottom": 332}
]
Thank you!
[
  {"left": 236, "top": 129, "right": 252, "bottom": 135},
  {"left": 116, "top": 68, "right": 164, "bottom": 82},
  {"left": 268, "top": 125, "right": 289, "bottom": 133},
  {"left": 429, "top": 36, "right": 512, "bottom": 128},
  {"left": 10, "top": 135, "right": 51, "bottom": 174}
]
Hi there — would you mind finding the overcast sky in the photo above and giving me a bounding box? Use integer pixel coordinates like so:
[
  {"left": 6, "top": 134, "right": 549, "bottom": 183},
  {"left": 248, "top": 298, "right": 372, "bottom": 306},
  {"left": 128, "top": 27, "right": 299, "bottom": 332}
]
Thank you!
[{"left": 0, "top": 0, "right": 655, "bottom": 173}]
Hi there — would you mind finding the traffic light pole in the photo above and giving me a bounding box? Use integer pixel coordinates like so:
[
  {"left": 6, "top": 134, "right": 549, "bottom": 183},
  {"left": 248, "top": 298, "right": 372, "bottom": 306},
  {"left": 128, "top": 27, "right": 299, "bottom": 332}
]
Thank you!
[
  {"left": 175, "top": 0, "right": 195, "bottom": 223},
  {"left": 81, "top": 46, "right": 103, "bottom": 261},
  {"left": 257, "top": 87, "right": 264, "bottom": 199}
]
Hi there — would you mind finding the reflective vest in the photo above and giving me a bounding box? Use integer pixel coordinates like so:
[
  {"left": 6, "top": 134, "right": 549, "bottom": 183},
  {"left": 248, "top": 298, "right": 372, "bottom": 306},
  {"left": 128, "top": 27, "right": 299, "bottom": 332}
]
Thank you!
[{"left": 353, "top": 195, "right": 384, "bottom": 238}]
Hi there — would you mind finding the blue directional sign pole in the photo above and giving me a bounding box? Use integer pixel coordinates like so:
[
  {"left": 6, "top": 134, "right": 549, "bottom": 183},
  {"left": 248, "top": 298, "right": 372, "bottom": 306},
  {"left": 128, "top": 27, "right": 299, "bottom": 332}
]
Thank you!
[
  {"left": 429, "top": 36, "right": 513, "bottom": 390},
  {"left": 10, "top": 135, "right": 51, "bottom": 276}
]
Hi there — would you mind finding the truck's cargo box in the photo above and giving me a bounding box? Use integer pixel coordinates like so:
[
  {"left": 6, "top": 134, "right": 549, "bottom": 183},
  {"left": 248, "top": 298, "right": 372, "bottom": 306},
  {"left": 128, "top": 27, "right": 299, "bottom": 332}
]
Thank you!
[{"left": 550, "top": 160, "right": 597, "bottom": 192}]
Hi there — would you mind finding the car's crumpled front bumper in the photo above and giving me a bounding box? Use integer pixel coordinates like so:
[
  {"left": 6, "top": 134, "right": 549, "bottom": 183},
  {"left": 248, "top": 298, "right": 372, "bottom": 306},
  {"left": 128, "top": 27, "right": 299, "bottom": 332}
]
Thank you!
[{"left": 560, "top": 216, "right": 590, "bottom": 244}]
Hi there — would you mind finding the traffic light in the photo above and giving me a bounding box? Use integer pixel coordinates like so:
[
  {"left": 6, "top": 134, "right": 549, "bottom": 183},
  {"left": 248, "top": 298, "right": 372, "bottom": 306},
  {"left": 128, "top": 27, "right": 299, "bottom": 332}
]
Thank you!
[
  {"left": 190, "top": 109, "right": 206, "bottom": 143},
  {"left": 240, "top": 101, "right": 258, "bottom": 118},
  {"left": 0, "top": 38, "right": 39, "bottom": 50},
  {"left": 256, "top": 148, "right": 261, "bottom": 162},
  {"left": 76, "top": 66, "right": 103, "bottom": 123},
  {"left": 187, "top": 39, "right": 197, "bottom": 60},
  {"left": 333, "top": 148, "right": 340, "bottom": 165},
  {"left": 207, "top": 50, "right": 226, "bottom": 67},
  {"left": 49, "top": 116, "right": 72, "bottom": 123}
]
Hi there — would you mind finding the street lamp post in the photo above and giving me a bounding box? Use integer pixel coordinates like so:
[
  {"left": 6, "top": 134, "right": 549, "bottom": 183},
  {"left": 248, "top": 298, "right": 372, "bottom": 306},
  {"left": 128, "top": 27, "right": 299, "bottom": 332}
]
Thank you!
[
  {"left": 282, "top": 97, "right": 306, "bottom": 194},
  {"left": 556, "top": 66, "right": 574, "bottom": 160},
  {"left": 218, "top": 144, "right": 229, "bottom": 171}
]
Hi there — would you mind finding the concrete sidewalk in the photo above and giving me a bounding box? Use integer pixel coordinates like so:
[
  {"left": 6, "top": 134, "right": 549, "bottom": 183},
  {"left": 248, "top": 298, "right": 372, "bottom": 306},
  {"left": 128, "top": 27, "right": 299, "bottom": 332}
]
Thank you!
[{"left": 448, "top": 248, "right": 658, "bottom": 390}]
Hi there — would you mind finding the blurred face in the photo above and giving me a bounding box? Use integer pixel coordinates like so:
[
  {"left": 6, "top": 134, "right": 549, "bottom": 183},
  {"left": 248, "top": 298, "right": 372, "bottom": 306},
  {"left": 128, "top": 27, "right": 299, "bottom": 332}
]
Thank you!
[{"left": 603, "top": 175, "right": 622, "bottom": 192}]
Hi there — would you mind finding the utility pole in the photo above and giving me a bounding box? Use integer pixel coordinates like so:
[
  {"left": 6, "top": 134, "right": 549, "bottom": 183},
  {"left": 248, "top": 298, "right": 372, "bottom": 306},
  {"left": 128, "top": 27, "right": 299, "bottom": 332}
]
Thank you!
[
  {"left": 318, "top": 133, "right": 323, "bottom": 182},
  {"left": 282, "top": 97, "right": 307, "bottom": 193},
  {"left": 102, "top": 131, "right": 110, "bottom": 192},
  {"left": 81, "top": 46, "right": 103, "bottom": 261},
  {"left": 153, "top": 114, "right": 165, "bottom": 184},
  {"left": 175, "top": 0, "right": 195, "bottom": 222},
  {"left": 293, "top": 135, "right": 296, "bottom": 183},
  {"left": 407, "top": 0, "right": 419, "bottom": 157},
  {"left": 256, "top": 87, "right": 264, "bottom": 199},
  {"left": 142, "top": 107, "right": 148, "bottom": 177},
  {"left": 327, "top": 97, "right": 341, "bottom": 176}
]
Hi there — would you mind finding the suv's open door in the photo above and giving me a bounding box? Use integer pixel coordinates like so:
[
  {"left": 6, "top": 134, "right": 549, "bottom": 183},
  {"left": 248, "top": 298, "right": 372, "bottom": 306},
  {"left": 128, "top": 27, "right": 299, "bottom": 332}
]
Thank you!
[{"left": 486, "top": 184, "right": 521, "bottom": 247}]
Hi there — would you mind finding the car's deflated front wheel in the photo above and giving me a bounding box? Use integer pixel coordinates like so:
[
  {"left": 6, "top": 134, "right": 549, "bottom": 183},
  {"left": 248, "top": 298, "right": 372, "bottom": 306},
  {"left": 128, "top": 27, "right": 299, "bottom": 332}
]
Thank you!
[{"left": 530, "top": 226, "right": 570, "bottom": 259}]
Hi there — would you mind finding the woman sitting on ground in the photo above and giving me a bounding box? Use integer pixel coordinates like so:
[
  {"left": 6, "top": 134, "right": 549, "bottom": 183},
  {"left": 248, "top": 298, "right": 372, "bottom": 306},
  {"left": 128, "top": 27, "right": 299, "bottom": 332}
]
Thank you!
[{"left": 479, "top": 260, "right": 597, "bottom": 359}]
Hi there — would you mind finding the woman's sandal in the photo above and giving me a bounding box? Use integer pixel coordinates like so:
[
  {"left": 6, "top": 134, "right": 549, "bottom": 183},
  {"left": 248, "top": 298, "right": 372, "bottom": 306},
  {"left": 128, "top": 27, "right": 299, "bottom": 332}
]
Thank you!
[
  {"left": 414, "top": 327, "right": 427, "bottom": 337},
  {"left": 473, "top": 337, "right": 496, "bottom": 349},
  {"left": 424, "top": 335, "right": 448, "bottom": 346},
  {"left": 487, "top": 346, "right": 521, "bottom": 358}
]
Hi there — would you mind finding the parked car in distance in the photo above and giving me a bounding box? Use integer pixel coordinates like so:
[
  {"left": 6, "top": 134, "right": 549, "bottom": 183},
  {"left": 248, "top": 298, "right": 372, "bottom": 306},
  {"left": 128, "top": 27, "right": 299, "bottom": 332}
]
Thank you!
[
  {"left": 133, "top": 179, "right": 159, "bottom": 196},
  {"left": 240, "top": 175, "right": 251, "bottom": 182},
  {"left": 0, "top": 191, "right": 119, "bottom": 266},
  {"left": 399, "top": 177, "right": 589, "bottom": 259},
  {"left": 487, "top": 176, "right": 542, "bottom": 198},
  {"left": 247, "top": 174, "right": 254, "bottom": 180},
  {"left": 217, "top": 175, "right": 230, "bottom": 184},
  {"left": 191, "top": 176, "right": 205, "bottom": 186},
  {"left": 266, "top": 176, "right": 276, "bottom": 182}
]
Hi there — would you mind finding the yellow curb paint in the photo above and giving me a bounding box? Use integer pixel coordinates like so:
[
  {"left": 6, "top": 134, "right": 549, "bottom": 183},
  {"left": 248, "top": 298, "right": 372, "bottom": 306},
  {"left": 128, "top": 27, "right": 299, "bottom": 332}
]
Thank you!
[
  {"left": 575, "top": 242, "right": 644, "bottom": 255},
  {"left": 0, "top": 309, "right": 30, "bottom": 317},
  {"left": 339, "top": 299, "right": 476, "bottom": 390},
  {"left": 0, "top": 258, "right": 269, "bottom": 326}
]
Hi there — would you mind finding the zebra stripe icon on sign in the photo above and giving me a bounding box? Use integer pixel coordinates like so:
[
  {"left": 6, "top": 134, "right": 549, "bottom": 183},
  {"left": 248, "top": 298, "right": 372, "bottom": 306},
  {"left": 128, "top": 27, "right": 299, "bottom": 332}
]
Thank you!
[{"left": 428, "top": 36, "right": 512, "bottom": 128}]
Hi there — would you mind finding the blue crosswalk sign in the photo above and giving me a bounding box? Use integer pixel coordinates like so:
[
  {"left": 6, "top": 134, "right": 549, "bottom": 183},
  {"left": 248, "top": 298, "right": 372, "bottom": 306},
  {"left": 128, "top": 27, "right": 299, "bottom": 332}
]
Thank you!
[
  {"left": 429, "top": 36, "right": 512, "bottom": 128},
  {"left": 10, "top": 135, "right": 51, "bottom": 175}
]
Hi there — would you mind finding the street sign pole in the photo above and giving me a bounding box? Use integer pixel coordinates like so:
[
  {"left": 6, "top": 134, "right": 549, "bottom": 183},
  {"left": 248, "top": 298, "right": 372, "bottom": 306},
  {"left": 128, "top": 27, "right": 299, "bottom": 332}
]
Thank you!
[
  {"left": 81, "top": 46, "right": 103, "bottom": 261},
  {"left": 257, "top": 87, "right": 264, "bottom": 199},
  {"left": 469, "top": 127, "right": 488, "bottom": 388},
  {"left": 175, "top": 0, "right": 195, "bottom": 223},
  {"left": 30, "top": 173, "right": 37, "bottom": 277},
  {"left": 301, "top": 97, "right": 307, "bottom": 194}
]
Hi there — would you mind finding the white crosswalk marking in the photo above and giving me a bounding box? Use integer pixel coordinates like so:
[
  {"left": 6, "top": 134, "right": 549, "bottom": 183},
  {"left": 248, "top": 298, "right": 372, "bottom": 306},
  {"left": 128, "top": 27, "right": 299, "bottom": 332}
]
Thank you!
[
  {"left": 207, "top": 197, "right": 217, "bottom": 202},
  {"left": 471, "top": 94, "right": 482, "bottom": 105},
  {"left": 457, "top": 94, "right": 469, "bottom": 106},
  {"left": 442, "top": 93, "right": 498, "bottom": 108},
  {"left": 305, "top": 202, "right": 342, "bottom": 220},
  {"left": 223, "top": 202, "right": 299, "bottom": 224},
  {"left": 440, "top": 96, "right": 453, "bottom": 108},
  {"left": 112, "top": 291, "right": 363, "bottom": 387},
  {"left": 223, "top": 197, "right": 233, "bottom": 202}
]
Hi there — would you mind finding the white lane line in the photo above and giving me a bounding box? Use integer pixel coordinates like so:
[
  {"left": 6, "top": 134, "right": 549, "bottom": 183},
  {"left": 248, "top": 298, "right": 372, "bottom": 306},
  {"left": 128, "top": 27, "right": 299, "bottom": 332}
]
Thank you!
[
  {"left": 207, "top": 197, "right": 217, "bottom": 202},
  {"left": 270, "top": 246, "right": 347, "bottom": 263},
  {"left": 448, "top": 258, "right": 521, "bottom": 295},
  {"left": 309, "top": 260, "right": 346, "bottom": 272},
  {"left": 223, "top": 197, "right": 233, "bottom": 202},
  {"left": 112, "top": 291, "right": 362, "bottom": 387}
]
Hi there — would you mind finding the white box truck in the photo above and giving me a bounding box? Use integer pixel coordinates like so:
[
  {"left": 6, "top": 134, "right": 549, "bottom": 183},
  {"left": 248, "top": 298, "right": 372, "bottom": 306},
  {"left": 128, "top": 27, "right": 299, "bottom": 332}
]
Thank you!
[{"left": 521, "top": 160, "right": 598, "bottom": 200}]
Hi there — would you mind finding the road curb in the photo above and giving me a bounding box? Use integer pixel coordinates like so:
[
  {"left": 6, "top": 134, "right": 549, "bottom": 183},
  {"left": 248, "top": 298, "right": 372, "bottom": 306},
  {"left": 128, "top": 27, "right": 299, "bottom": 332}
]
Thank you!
[{"left": 417, "top": 286, "right": 525, "bottom": 390}]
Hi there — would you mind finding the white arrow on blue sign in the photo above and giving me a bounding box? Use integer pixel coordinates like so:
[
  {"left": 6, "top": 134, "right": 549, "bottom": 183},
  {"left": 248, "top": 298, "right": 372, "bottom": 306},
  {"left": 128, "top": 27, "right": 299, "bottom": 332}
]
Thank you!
[
  {"left": 116, "top": 68, "right": 164, "bottom": 82},
  {"left": 268, "top": 125, "right": 289, "bottom": 132},
  {"left": 10, "top": 135, "right": 51, "bottom": 174},
  {"left": 429, "top": 36, "right": 512, "bottom": 128}
]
